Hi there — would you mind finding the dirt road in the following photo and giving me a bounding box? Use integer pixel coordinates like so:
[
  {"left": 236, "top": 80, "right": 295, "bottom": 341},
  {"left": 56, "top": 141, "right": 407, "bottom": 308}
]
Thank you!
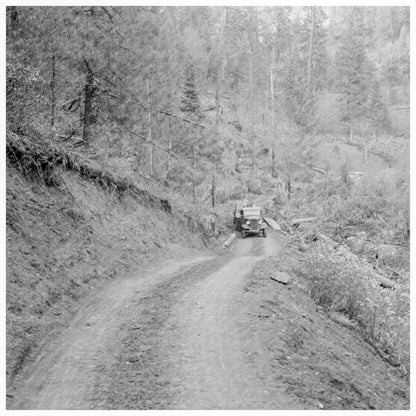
[{"left": 8, "top": 231, "right": 409, "bottom": 410}]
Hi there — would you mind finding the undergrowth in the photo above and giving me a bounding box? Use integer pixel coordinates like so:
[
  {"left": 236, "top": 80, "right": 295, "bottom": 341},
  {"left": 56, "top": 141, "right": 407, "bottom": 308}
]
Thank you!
[
  {"left": 305, "top": 241, "right": 410, "bottom": 378},
  {"left": 6, "top": 131, "right": 172, "bottom": 214}
]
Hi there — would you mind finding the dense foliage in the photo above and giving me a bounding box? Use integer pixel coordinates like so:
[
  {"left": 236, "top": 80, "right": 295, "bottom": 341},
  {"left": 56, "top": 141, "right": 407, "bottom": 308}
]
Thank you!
[
  {"left": 6, "top": 6, "right": 409, "bottom": 196},
  {"left": 306, "top": 241, "right": 410, "bottom": 377}
]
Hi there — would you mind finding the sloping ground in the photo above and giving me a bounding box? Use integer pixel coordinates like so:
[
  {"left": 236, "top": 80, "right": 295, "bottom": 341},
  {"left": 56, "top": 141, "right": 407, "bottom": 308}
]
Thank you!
[
  {"left": 246, "top": 248, "right": 409, "bottom": 410},
  {"left": 6, "top": 134, "right": 211, "bottom": 393},
  {"left": 316, "top": 91, "right": 409, "bottom": 137},
  {"left": 388, "top": 106, "right": 410, "bottom": 135},
  {"left": 312, "top": 139, "right": 393, "bottom": 179}
]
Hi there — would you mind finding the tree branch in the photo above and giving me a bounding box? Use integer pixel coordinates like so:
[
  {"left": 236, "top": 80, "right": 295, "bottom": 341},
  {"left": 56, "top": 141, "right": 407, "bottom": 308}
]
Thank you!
[
  {"left": 83, "top": 58, "right": 93, "bottom": 74},
  {"left": 158, "top": 109, "right": 209, "bottom": 131},
  {"left": 101, "top": 6, "right": 114, "bottom": 22},
  {"left": 136, "top": 100, "right": 216, "bottom": 133},
  {"left": 128, "top": 129, "right": 184, "bottom": 160}
]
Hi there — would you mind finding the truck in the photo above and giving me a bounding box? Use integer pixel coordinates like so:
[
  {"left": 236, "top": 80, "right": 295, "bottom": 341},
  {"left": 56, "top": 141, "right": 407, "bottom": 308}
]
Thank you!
[{"left": 233, "top": 205, "right": 267, "bottom": 238}]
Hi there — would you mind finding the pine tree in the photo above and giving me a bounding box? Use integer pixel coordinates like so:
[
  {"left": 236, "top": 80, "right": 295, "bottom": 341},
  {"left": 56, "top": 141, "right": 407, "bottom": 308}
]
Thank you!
[
  {"left": 334, "top": 7, "right": 372, "bottom": 139},
  {"left": 282, "top": 7, "right": 327, "bottom": 131},
  {"left": 284, "top": 47, "right": 312, "bottom": 127},
  {"left": 367, "top": 78, "right": 389, "bottom": 134},
  {"left": 180, "top": 60, "right": 200, "bottom": 116}
]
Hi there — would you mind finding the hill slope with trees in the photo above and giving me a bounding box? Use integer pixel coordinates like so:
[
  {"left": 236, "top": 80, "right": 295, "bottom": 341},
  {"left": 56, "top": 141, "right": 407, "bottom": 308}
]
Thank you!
[{"left": 6, "top": 5, "right": 410, "bottom": 406}]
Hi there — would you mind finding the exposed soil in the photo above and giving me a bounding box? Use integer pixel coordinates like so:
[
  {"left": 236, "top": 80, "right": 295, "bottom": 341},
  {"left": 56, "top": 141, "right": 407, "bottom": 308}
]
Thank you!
[{"left": 7, "top": 230, "right": 409, "bottom": 410}]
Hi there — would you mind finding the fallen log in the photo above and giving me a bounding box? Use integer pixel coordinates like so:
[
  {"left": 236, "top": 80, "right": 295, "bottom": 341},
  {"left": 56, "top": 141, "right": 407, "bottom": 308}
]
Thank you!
[
  {"left": 314, "top": 233, "right": 338, "bottom": 246},
  {"left": 311, "top": 166, "right": 326, "bottom": 175},
  {"left": 329, "top": 312, "right": 358, "bottom": 329},
  {"left": 263, "top": 217, "right": 282, "bottom": 231},
  {"left": 376, "top": 274, "right": 396, "bottom": 289},
  {"left": 223, "top": 233, "right": 236, "bottom": 248},
  {"left": 291, "top": 217, "right": 316, "bottom": 226},
  {"left": 314, "top": 234, "right": 397, "bottom": 289},
  {"left": 270, "top": 272, "right": 291, "bottom": 285}
]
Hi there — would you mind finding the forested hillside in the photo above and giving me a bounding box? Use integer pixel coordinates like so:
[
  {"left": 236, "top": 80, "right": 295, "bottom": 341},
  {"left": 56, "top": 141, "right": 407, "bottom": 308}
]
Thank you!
[
  {"left": 6, "top": 6, "right": 410, "bottom": 408},
  {"left": 7, "top": 6, "right": 409, "bottom": 195}
]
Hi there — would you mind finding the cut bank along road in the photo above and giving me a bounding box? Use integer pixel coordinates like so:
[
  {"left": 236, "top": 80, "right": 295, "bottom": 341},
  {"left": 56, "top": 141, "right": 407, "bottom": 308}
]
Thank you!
[{"left": 9, "top": 231, "right": 302, "bottom": 410}]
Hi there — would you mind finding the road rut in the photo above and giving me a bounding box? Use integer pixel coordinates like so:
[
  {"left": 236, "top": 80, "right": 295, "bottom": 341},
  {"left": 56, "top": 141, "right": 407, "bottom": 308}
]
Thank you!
[{"left": 9, "top": 231, "right": 407, "bottom": 410}]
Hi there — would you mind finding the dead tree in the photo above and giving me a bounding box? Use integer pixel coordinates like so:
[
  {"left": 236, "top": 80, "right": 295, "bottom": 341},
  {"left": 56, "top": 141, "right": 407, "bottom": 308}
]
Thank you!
[
  {"left": 51, "top": 55, "right": 56, "bottom": 128},
  {"left": 82, "top": 60, "right": 97, "bottom": 142}
]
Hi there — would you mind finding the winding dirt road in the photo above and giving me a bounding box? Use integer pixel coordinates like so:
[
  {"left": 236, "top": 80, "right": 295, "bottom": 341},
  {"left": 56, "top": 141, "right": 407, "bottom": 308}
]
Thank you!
[
  {"left": 9, "top": 231, "right": 301, "bottom": 410},
  {"left": 167, "top": 235, "right": 300, "bottom": 409},
  {"left": 8, "top": 230, "right": 409, "bottom": 410}
]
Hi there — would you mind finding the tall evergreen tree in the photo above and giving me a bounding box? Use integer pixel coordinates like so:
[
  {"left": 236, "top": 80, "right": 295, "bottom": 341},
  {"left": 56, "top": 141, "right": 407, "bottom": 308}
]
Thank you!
[
  {"left": 180, "top": 60, "right": 201, "bottom": 116},
  {"left": 282, "top": 7, "right": 327, "bottom": 131},
  {"left": 334, "top": 7, "right": 372, "bottom": 139},
  {"left": 367, "top": 78, "right": 389, "bottom": 134}
]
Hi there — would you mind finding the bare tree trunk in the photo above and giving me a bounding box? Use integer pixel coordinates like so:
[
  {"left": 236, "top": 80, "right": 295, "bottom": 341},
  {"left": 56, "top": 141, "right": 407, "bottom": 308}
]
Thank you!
[
  {"left": 10, "top": 6, "right": 18, "bottom": 35},
  {"left": 215, "top": 7, "right": 227, "bottom": 127},
  {"left": 287, "top": 175, "right": 291, "bottom": 200},
  {"left": 211, "top": 169, "right": 216, "bottom": 233},
  {"left": 307, "top": 6, "right": 315, "bottom": 98},
  {"left": 270, "top": 47, "right": 276, "bottom": 178},
  {"left": 247, "top": 8, "right": 257, "bottom": 173},
  {"left": 389, "top": 7, "right": 395, "bottom": 41},
  {"left": 192, "top": 145, "right": 196, "bottom": 203},
  {"left": 192, "top": 129, "right": 199, "bottom": 204},
  {"left": 146, "top": 79, "right": 153, "bottom": 176},
  {"left": 51, "top": 54, "right": 56, "bottom": 129},
  {"left": 82, "top": 61, "right": 95, "bottom": 142},
  {"left": 211, "top": 172, "right": 216, "bottom": 208},
  {"left": 249, "top": 35, "right": 255, "bottom": 172},
  {"left": 364, "top": 136, "right": 369, "bottom": 173},
  {"left": 348, "top": 126, "right": 353, "bottom": 143},
  {"left": 78, "top": 89, "right": 83, "bottom": 129},
  {"left": 167, "top": 119, "right": 172, "bottom": 173}
]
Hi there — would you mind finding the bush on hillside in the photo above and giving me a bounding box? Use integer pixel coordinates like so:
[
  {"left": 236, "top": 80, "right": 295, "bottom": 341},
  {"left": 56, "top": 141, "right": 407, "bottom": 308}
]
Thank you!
[
  {"left": 320, "top": 175, "right": 409, "bottom": 243},
  {"left": 246, "top": 177, "right": 262, "bottom": 195},
  {"left": 216, "top": 178, "right": 246, "bottom": 203},
  {"left": 305, "top": 241, "right": 410, "bottom": 377}
]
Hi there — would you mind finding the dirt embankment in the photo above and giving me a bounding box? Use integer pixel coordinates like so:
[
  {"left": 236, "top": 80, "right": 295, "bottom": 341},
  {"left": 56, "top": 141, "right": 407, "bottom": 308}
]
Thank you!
[{"left": 6, "top": 158, "right": 210, "bottom": 393}]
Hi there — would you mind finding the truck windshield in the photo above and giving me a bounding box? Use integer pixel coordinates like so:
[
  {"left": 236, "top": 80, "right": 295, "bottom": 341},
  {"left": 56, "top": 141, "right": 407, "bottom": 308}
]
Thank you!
[{"left": 243, "top": 208, "right": 261, "bottom": 216}]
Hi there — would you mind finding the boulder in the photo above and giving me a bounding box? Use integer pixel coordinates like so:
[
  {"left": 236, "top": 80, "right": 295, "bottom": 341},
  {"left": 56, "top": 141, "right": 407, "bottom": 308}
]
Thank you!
[
  {"left": 346, "top": 236, "right": 365, "bottom": 253},
  {"left": 270, "top": 271, "right": 291, "bottom": 285}
]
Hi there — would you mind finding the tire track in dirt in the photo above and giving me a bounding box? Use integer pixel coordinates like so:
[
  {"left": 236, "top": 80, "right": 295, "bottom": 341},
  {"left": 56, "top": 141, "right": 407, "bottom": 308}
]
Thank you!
[
  {"left": 165, "top": 233, "right": 302, "bottom": 409},
  {"left": 98, "top": 255, "right": 231, "bottom": 409},
  {"left": 74, "top": 231, "right": 300, "bottom": 410},
  {"left": 11, "top": 229, "right": 403, "bottom": 410},
  {"left": 7, "top": 256, "right": 216, "bottom": 410}
]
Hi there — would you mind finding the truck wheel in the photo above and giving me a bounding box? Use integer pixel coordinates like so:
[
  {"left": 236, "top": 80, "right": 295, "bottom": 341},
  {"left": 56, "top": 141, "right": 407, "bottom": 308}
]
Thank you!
[{"left": 262, "top": 229, "right": 267, "bottom": 238}]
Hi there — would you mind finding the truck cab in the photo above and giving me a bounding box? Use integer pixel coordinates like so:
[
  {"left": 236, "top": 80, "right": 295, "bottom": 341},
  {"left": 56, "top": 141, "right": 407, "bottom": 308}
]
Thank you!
[{"left": 234, "top": 206, "right": 267, "bottom": 238}]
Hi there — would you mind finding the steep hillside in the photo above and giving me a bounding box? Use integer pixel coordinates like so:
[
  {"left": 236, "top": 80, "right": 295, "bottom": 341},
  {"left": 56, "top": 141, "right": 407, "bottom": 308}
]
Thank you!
[
  {"left": 6, "top": 133, "right": 213, "bottom": 389},
  {"left": 310, "top": 134, "right": 409, "bottom": 178},
  {"left": 316, "top": 92, "right": 410, "bottom": 137}
]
